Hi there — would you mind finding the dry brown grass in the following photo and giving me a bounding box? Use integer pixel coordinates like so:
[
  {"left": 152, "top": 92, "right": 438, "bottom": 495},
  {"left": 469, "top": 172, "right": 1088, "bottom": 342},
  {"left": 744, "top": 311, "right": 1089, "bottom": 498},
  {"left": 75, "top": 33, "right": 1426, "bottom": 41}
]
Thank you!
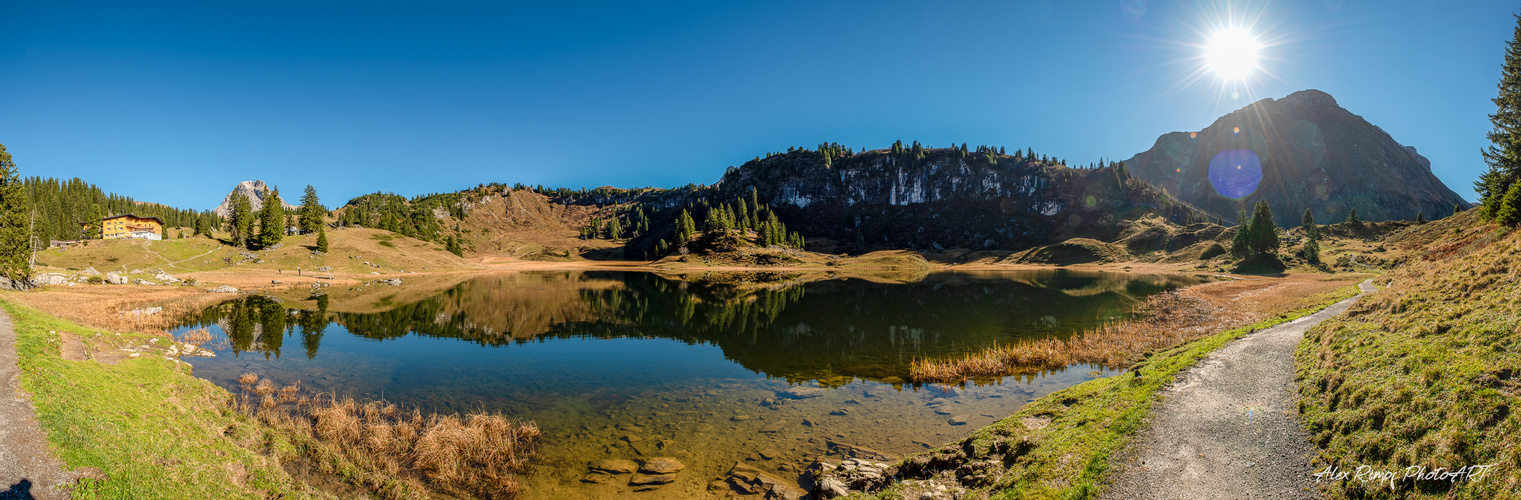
[
  {"left": 233, "top": 374, "right": 539, "bottom": 499},
  {"left": 911, "top": 275, "right": 1359, "bottom": 383},
  {"left": 2, "top": 287, "right": 234, "bottom": 335}
]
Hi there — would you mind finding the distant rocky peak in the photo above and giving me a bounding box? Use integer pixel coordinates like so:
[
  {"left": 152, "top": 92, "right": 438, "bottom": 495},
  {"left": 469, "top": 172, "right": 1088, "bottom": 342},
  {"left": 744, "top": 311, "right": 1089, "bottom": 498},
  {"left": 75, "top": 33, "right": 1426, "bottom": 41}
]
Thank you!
[
  {"left": 213, "top": 180, "right": 296, "bottom": 217},
  {"left": 1278, "top": 89, "right": 1339, "bottom": 109}
]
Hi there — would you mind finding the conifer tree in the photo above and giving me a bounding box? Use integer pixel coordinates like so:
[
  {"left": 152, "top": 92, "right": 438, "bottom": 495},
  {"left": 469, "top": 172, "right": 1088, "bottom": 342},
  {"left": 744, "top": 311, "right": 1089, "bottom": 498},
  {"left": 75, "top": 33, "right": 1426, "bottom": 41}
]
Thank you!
[
  {"left": 315, "top": 225, "right": 329, "bottom": 253},
  {"left": 1247, "top": 201, "right": 1279, "bottom": 256},
  {"left": 1479, "top": 12, "right": 1521, "bottom": 222},
  {"left": 161, "top": 224, "right": 169, "bottom": 240},
  {"left": 257, "top": 187, "right": 285, "bottom": 249},
  {"left": 676, "top": 209, "right": 696, "bottom": 243},
  {"left": 299, "top": 185, "right": 324, "bottom": 234},
  {"left": 1455, "top": 203, "right": 1463, "bottom": 217},
  {"left": 1302, "top": 208, "right": 1320, "bottom": 264},
  {"left": 229, "top": 192, "right": 254, "bottom": 248},
  {"left": 1230, "top": 208, "right": 1252, "bottom": 258},
  {"left": 0, "top": 144, "right": 31, "bottom": 282},
  {"left": 1347, "top": 207, "right": 1361, "bottom": 225},
  {"left": 445, "top": 234, "right": 463, "bottom": 257},
  {"left": 1416, "top": 211, "right": 1426, "bottom": 224},
  {"left": 1497, "top": 182, "right": 1521, "bottom": 226},
  {"left": 1302, "top": 208, "right": 1317, "bottom": 240}
]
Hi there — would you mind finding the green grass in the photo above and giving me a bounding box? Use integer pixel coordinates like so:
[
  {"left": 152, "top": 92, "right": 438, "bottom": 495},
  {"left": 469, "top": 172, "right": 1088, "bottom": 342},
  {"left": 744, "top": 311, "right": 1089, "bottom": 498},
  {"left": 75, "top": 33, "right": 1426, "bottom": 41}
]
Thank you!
[
  {"left": 1296, "top": 224, "right": 1521, "bottom": 498},
  {"left": 857, "top": 283, "right": 1362, "bottom": 500},
  {"left": 3, "top": 299, "right": 328, "bottom": 500}
]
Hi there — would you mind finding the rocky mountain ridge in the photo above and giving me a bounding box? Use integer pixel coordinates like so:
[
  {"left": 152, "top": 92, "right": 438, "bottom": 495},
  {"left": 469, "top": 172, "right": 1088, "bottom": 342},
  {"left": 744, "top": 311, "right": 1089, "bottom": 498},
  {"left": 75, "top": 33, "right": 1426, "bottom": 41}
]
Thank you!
[
  {"left": 1122, "top": 89, "right": 1467, "bottom": 227},
  {"left": 212, "top": 180, "right": 297, "bottom": 217}
]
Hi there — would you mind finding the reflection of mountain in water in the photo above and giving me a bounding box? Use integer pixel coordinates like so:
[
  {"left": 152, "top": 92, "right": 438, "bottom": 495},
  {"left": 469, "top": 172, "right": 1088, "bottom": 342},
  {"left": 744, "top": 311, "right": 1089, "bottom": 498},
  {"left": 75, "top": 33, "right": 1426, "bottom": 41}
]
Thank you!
[{"left": 179, "top": 271, "right": 1206, "bottom": 384}]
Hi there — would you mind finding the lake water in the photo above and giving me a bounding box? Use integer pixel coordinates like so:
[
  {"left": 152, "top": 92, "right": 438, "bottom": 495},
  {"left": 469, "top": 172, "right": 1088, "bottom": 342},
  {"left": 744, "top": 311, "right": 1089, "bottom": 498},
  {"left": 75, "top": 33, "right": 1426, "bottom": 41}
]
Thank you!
[{"left": 169, "top": 269, "right": 1208, "bottom": 498}]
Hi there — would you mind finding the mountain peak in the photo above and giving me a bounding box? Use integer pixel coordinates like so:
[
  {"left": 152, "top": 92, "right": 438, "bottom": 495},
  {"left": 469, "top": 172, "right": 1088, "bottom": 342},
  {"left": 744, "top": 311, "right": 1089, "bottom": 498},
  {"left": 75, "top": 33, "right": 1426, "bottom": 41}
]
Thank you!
[
  {"left": 1278, "top": 89, "right": 1339, "bottom": 109},
  {"left": 212, "top": 180, "right": 296, "bottom": 217}
]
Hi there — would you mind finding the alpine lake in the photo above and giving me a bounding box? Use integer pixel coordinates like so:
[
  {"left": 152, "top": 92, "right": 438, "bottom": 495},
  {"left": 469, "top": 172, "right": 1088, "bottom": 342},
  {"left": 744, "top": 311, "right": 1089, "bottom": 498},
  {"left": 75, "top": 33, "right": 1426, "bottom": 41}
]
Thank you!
[{"left": 169, "top": 269, "right": 1212, "bottom": 498}]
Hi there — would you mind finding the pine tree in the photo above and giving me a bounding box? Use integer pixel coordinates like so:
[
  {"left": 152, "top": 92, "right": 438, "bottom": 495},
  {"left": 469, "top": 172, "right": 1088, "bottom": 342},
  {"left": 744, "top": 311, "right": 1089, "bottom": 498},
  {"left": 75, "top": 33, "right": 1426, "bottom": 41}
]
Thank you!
[
  {"left": 257, "top": 187, "right": 285, "bottom": 249},
  {"left": 299, "top": 185, "right": 324, "bottom": 234},
  {"left": 676, "top": 209, "right": 696, "bottom": 243},
  {"left": 1247, "top": 201, "right": 1280, "bottom": 256},
  {"left": 0, "top": 144, "right": 31, "bottom": 282},
  {"left": 1416, "top": 211, "right": 1426, "bottom": 224},
  {"left": 1230, "top": 208, "right": 1252, "bottom": 258},
  {"left": 1497, "top": 182, "right": 1521, "bottom": 226},
  {"left": 1479, "top": 13, "right": 1521, "bottom": 221},
  {"left": 161, "top": 224, "right": 169, "bottom": 240},
  {"left": 315, "top": 225, "right": 329, "bottom": 253},
  {"left": 1454, "top": 203, "right": 1463, "bottom": 217},
  {"left": 1302, "top": 208, "right": 1320, "bottom": 264},
  {"left": 445, "top": 234, "right": 463, "bottom": 257},
  {"left": 230, "top": 192, "right": 254, "bottom": 248},
  {"left": 1347, "top": 207, "right": 1361, "bottom": 225}
]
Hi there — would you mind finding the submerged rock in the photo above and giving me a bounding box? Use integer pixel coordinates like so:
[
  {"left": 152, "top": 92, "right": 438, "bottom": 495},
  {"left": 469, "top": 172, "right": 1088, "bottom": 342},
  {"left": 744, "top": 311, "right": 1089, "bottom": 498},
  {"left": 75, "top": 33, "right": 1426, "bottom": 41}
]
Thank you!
[
  {"left": 628, "top": 473, "right": 676, "bottom": 486},
  {"left": 780, "top": 387, "right": 826, "bottom": 399},
  {"left": 587, "top": 459, "right": 638, "bottom": 474},
  {"left": 808, "top": 457, "right": 896, "bottom": 499},
  {"left": 640, "top": 457, "right": 685, "bottom": 474},
  {"left": 948, "top": 415, "right": 970, "bottom": 425}
]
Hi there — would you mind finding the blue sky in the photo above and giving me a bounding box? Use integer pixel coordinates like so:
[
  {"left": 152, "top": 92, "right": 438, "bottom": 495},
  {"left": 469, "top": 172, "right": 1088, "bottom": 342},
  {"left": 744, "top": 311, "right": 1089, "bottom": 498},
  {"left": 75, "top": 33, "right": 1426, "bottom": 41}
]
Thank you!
[{"left": 1, "top": 0, "right": 1513, "bottom": 210}]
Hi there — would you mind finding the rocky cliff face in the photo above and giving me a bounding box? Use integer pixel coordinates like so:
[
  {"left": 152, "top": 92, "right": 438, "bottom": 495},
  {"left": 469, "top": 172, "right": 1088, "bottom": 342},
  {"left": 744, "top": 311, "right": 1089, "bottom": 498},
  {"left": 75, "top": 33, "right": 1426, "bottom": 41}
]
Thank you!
[
  {"left": 714, "top": 148, "right": 1203, "bottom": 252},
  {"left": 213, "top": 180, "right": 297, "bottom": 217},
  {"left": 1122, "top": 89, "right": 1467, "bottom": 227}
]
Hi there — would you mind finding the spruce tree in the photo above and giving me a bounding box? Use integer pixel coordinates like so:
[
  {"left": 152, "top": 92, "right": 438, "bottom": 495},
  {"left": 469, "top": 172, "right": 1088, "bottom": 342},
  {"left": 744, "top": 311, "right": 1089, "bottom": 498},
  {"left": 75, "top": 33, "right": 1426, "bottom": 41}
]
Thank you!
[
  {"left": 1347, "top": 207, "right": 1360, "bottom": 225},
  {"left": 1302, "top": 208, "right": 1320, "bottom": 264},
  {"left": 1230, "top": 208, "right": 1252, "bottom": 258},
  {"left": 161, "top": 224, "right": 169, "bottom": 240},
  {"left": 315, "top": 225, "right": 329, "bottom": 253},
  {"left": 0, "top": 144, "right": 31, "bottom": 282},
  {"left": 1454, "top": 203, "right": 1463, "bottom": 217},
  {"left": 676, "top": 209, "right": 696, "bottom": 243},
  {"left": 1247, "top": 201, "right": 1280, "bottom": 256},
  {"left": 1416, "top": 211, "right": 1426, "bottom": 224},
  {"left": 445, "top": 234, "right": 463, "bottom": 257},
  {"left": 257, "top": 187, "right": 285, "bottom": 249},
  {"left": 299, "top": 185, "right": 324, "bottom": 234},
  {"left": 1302, "top": 208, "right": 1318, "bottom": 240},
  {"left": 1479, "top": 13, "right": 1521, "bottom": 221},
  {"left": 1497, "top": 182, "right": 1521, "bottom": 226},
  {"left": 230, "top": 192, "right": 254, "bottom": 248}
]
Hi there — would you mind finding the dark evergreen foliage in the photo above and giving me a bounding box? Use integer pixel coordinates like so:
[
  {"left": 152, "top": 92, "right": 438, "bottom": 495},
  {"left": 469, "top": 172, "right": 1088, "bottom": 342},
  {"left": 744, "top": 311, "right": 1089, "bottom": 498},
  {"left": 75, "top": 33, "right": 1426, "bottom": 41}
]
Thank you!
[{"left": 1479, "top": 13, "right": 1521, "bottom": 223}]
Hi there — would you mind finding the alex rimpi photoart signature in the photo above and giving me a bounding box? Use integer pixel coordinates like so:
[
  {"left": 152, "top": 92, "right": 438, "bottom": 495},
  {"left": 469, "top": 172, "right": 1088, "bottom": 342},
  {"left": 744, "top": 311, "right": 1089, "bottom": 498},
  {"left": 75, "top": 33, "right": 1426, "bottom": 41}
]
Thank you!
[{"left": 1313, "top": 463, "right": 1498, "bottom": 490}]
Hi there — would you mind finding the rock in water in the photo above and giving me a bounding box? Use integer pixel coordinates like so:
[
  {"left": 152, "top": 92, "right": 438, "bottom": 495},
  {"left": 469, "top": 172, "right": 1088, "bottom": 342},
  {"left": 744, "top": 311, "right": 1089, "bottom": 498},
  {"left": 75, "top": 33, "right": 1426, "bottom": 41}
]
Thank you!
[
  {"left": 640, "top": 457, "right": 686, "bottom": 474},
  {"left": 628, "top": 474, "right": 676, "bottom": 486},
  {"left": 587, "top": 459, "right": 638, "bottom": 474},
  {"left": 780, "top": 387, "right": 826, "bottom": 399},
  {"left": 948, "top": 415, "right": 970, "bottom": 425}
]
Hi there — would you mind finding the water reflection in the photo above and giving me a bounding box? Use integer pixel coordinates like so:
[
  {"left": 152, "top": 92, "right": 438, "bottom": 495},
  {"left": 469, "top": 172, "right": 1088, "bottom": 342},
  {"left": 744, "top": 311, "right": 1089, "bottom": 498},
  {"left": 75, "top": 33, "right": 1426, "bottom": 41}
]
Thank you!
[{"left": 176, "top": 270, "right": 1208, "bottom": 385}]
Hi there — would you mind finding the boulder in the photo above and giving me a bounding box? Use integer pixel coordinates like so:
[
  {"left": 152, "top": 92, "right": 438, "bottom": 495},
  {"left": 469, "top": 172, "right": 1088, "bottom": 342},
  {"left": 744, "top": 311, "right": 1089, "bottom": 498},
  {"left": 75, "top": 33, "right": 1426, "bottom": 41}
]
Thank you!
[
  {"left": 82, "top": 267, "right": 101, "bottom": 275},
  {"left": 587, "top": 459, "right": 638, "bottom": 474},
  {"left": 36, "top": 274, "right": 68, "bottom": 286},
  {"left": 808, "top": 457, "right": 895, "bottom": 499},
  {"left": 382, "top": 278, "right": 403, "bottom": 286},
  {"left": 640, "top": 457, "right": 685, "bottom": 474},
  {"left": 134, "top": 279, "right": 156, "bottom": 286},
  {"left": 210, "top": 285, "right": 239, "bottom": 293},
  {"left": 105, "top": 272, "right": 128, "bottom": 285},
  {"left": 628, "top": 474, "right": 676, "bottom": 486},
  {"left": 154, "top": 272, "right": 179, "bottom": 283},
  {"left": 780, "top": 386, "right": 827, "bottom": 399},
  {"left": 948, "top": 415, "right": 970, "bottom": 425}
]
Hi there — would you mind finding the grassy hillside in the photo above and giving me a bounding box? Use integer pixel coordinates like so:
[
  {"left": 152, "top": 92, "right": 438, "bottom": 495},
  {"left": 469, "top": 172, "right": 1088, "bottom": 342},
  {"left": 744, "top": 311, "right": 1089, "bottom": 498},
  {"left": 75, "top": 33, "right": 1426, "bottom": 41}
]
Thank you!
[
  {"left": 33, "top": 227, "right": 475, "bottom": 281},
  {"left": 1296, "top": 209, "right": 1521, "bottom": 498}
]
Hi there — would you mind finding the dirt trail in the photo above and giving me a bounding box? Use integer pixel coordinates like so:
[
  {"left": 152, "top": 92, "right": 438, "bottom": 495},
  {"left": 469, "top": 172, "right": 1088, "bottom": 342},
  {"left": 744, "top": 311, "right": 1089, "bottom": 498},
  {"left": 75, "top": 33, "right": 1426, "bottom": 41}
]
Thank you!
[
  {"left": 1100, "top": 279, "right": 1376, "bottom": 499},
  {"left": 0, "top": 309, "right": 77, "bottom": 499}
]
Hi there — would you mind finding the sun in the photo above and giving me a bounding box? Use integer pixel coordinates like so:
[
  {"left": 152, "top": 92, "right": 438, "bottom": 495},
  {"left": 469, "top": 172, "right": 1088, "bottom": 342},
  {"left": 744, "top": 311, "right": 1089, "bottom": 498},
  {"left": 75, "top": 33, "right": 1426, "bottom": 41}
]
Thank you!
[{"left": 1203, "top": 27, "right": 1260, "bottom": 81}]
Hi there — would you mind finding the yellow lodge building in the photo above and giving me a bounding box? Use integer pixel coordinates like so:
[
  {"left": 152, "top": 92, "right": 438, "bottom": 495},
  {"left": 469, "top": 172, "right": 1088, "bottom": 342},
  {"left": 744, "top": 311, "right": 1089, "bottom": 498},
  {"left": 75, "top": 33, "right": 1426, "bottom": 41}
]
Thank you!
[{"left": 101, "top": 214, "right": 164, "bottom": 240}]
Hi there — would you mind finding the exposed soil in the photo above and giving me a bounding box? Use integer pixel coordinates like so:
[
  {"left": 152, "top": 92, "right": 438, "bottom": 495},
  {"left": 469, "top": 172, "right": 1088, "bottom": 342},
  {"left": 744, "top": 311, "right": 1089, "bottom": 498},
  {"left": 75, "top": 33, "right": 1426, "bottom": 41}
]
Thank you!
[
  {"left": 0, "top": 310, "right": 80, "bottom": 499},
  {"left": 1100, "top": 279, "right": 1376, "bottom": 499}
]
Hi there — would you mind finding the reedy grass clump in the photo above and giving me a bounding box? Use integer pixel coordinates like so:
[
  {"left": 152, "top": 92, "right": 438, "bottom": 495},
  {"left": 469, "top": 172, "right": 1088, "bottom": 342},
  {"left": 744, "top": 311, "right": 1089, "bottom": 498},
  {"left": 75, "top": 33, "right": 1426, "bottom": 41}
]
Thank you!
[
  {"left": 234, "top": 373, "right": 540, "bottom": 499},
  {"left": 910, "top": 277, "right": 1355, "bottom": 383}
]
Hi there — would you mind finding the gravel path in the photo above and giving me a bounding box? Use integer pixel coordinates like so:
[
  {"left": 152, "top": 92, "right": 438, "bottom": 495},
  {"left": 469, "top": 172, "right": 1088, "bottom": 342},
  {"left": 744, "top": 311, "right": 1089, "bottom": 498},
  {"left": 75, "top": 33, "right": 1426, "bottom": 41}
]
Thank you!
[
  {"left": 1100, "top": 279, "right": 1376, "bottom": 499},
  {"left": 0, "top": 309, "right": 77, "bottom": 499}
]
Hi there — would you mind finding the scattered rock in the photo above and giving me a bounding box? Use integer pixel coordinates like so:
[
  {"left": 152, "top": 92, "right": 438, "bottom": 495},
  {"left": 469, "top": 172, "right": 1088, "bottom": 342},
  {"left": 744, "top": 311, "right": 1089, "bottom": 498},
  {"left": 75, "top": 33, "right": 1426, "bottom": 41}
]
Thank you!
[
  {"left": 759, "top": 422, "right": 784, "bottom": 433},
  {"left": 628, "top": 474, "right": 677, "bottom": 486},
  {"left": 104, "top": 272, "right": 127, "bottom": 285},
  {"left": 758, "top": 449, "right": 778, "bottom": 460},
  {"left": 382, "top": 278, "right": 402, "bottom": 286},
  {"left": 133, "top": 279, "right": 156, "bottom": 286},
  {"left": 802, "top": 418, "right": 817, "bottom": 427},
  {"left": 809, "top": 457, "right": 895, "bottom": 499},
  {"left": 726, "top": 462, "right": 808, "bottom": 500},
  {"left": 948, "top": 415, "right": 970, "bottom": 426},
  {"left": 830, "top": 409, "right": 849, "bottom": 416},
  {"left": 825, "top": 440, "right": 900, "bottom": 461},
  {"left": 580, "top": 473, "right": 617, "bottom": 484},
  {"left": 316, "top": 266, "right": 333, "bottom": 272},
  {"left": 82, "top": 267, "right": 101, "bottom": 275},
  {"left": 760, "top": 397, "right": 776, "bottom": 406},
  {"left": 210, "top": 285, "right": 239, "bottom": 293},
  {"left": 927, "top": 398, "right": 948, "bottom": 406},
  {"left": 781, "top": 387, "right": 826, "bottom": 399},
  {"left": 587, "top": 459, "right": 638, "bottom": 474},
  {"left": 154, "top": 272, "right": 179, "bottom": 283},
  {"left": 640, "top": 457, "right": 686, "bottom": 474},
  {"left": 731, "top": 415, "right": 751, "bottom": 421}
]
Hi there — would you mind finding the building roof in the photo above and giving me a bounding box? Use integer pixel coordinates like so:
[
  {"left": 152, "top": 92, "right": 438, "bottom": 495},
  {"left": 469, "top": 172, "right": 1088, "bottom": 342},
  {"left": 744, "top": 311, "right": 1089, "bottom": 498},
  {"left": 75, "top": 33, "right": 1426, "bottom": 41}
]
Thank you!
[{"left": 102, "top": 214, "right": 164, "bottom": 224}]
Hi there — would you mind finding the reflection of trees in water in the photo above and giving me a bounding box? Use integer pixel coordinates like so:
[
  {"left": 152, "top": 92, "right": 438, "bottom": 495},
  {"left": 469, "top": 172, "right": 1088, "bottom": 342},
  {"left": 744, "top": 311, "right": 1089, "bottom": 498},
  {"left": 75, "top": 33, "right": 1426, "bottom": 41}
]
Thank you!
[
  {"left": 176, "top": 271, "right": 1206, "bottom": 384},
  {"left": 183, "top": 295, "right": 330, "bottom": 359}
]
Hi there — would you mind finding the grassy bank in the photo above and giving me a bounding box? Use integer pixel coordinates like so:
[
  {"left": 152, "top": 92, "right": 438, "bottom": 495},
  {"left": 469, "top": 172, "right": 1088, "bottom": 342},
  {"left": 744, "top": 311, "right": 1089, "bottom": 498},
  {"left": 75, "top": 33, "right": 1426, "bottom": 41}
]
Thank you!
[
  {"left": 854, "top": 282, "right": 1361, "bottom": 499},
  {"left": 1, "top": 298, "right": 328, "bottom": 499},
  {"left": 1296, "top": 220, "right": 1521, "bottom": 498}
]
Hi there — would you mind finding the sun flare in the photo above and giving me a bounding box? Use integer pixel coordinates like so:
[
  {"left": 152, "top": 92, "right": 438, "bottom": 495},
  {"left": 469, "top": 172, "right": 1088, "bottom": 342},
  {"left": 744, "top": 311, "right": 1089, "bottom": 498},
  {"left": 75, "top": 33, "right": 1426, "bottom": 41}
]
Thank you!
[{"left": 1203, "top": 27, "right": 1260, "bottom": 81}]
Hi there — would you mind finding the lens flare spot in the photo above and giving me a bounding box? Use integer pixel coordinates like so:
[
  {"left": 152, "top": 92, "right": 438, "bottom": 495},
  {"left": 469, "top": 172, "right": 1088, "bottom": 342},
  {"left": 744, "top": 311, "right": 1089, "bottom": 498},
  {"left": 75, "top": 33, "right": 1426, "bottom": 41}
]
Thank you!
[
  {"left": 1208, "top": 149, "right": 1262, "bottom": 199},
  {"left": 1233, "top": 126, "right": 1240, "bottom": 135},
  {"left": 1189, "top": 132, "right": 1198, "bottom": 139},
  {"left": 1085, "top": 195, "right": 1097, "bottom": 208},
  {"left": 1176, "top": 168, "right": 1182, "bottom": 173}
]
